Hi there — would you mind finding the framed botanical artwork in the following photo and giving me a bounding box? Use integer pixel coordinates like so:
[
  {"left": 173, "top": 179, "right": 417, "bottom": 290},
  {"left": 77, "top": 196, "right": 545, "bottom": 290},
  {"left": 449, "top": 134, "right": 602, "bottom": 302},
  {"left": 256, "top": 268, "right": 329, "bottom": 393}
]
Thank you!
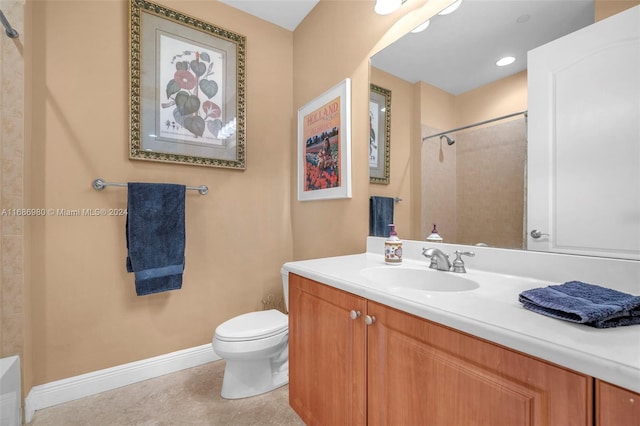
[
  {"left": 297, "top": 79, "right": 352, "bottom": 201},
  {"left": 129, "top": 0, "right": 246, "bottom": 169},
  {"left": 369, "top": 84, "right": 391, "bottom": 184}
]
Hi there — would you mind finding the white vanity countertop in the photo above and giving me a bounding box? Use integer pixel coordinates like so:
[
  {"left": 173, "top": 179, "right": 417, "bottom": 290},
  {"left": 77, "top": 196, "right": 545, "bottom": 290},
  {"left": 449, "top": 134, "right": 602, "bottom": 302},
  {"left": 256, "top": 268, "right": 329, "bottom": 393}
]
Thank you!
[{"left": 282, "top": 239, "right": 640, "bottom": 393}]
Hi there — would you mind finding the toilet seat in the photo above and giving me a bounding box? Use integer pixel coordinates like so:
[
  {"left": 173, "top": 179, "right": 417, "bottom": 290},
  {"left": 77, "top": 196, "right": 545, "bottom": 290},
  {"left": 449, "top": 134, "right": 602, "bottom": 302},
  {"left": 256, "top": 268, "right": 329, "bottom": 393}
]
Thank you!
[{"left": 215, "top": 309, "right": 287, "bottom": 342}]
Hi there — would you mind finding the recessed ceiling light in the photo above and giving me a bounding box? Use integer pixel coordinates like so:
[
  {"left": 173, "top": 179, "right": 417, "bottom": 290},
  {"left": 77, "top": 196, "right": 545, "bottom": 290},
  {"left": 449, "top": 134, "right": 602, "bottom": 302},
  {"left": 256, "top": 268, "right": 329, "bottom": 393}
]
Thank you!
[
  {"left": 438, "top": 0, "right": 462, "bottom": 16},
  {"left": 411, "top": 20, "right": 431, "bottom": 33},
  {"left": 496, "top": 56, "right": 516, "bottom": 67}
]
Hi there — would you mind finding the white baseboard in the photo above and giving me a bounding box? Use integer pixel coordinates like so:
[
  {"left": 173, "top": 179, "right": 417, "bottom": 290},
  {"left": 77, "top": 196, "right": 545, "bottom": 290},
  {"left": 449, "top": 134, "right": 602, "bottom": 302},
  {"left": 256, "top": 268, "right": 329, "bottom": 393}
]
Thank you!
[{"left": 24, "top": 344, "right": 221, "bottom": 423}]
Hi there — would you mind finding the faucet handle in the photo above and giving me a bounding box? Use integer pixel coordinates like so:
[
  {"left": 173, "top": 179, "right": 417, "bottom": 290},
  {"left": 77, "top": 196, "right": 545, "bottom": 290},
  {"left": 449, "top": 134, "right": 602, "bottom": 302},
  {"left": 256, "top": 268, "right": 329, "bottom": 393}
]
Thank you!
[{"left": 452, "top": 250, "right": 475, "bottom": 273}]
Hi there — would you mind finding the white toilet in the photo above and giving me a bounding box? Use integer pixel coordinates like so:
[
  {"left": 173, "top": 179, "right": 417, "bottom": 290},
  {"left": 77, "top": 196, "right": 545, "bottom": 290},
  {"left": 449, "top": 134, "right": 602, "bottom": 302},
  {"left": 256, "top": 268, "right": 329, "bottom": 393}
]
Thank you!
[{"left": 211, "top": 271, "right": 290, "bottom": 399}]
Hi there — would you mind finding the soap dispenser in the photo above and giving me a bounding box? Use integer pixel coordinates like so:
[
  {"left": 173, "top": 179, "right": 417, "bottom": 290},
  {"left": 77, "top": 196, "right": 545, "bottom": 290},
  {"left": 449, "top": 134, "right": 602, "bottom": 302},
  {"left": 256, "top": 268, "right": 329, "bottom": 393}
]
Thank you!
[
  {"left": 426, "top": 224, "right": 443, "bottom": 243},
  {"left": 385, "top": 224, "right": 403, "bottom": 265}
]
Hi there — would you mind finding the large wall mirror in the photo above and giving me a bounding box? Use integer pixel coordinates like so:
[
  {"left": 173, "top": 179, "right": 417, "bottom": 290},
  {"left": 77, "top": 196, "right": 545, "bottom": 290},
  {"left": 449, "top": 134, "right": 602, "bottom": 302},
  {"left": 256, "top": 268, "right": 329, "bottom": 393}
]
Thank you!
[{"left": 370, "top": 0, "right": 639, "bottom": 259}]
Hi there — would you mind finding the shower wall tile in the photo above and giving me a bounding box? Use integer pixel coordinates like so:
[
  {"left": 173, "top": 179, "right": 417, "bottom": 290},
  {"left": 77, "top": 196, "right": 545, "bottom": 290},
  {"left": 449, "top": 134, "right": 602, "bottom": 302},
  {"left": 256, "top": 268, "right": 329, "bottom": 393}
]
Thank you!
[
  {"left": 0, "top": 193, "right": 23, "bottom": 236},
  {"left": 422, "top": 124, "right": 457, "bottom": 242},
  {"left": 1, "top": 157, "right": 22, "bottom": 195},
  {"left": 0, "top": 0, "right": 25, "bottom": 360},
  {"left": 1, "top": 312, "right": 24, "bottom": 357},
  {"left": 1, "top": 114, "right": 23, "bottom": 158},
  {"left": 1, "top": 272, "right": 22, "bottom": 315},
  {"left": 1, "top": 236, "right": 22, "bottom": 277}
]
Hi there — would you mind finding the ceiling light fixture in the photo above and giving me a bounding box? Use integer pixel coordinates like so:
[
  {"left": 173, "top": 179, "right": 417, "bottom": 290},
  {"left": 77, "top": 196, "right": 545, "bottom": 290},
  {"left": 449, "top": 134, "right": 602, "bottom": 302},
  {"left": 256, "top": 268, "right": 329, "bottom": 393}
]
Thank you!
[
  {"left": 496, "top": 56, "right": 516, "bottom": 66},
  {"left": 411, "top": 20, "right": 431, "bottom": 33},
  {"left": 438, "top": 0, "right": 462, "bottom": 16},
  {"left": 374, "top": 0, "right": 403, "bottom": 15}
]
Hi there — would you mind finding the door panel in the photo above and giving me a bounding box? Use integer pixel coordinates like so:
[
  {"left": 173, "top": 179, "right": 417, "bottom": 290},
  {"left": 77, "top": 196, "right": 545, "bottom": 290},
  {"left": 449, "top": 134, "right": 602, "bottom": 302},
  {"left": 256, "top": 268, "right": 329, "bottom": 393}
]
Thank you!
[{"left": 527, "top": 6, "right": 640, "bottom": 259}]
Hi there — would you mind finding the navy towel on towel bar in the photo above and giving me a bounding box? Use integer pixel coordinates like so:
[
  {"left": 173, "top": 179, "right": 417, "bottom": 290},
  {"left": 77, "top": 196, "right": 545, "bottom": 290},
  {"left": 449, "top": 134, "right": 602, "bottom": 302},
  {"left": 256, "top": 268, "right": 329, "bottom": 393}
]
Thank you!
[
  {"left": 519, "top": 281, "right": 640, "bottom": 328},
  {"left": 126, "top": 183, "right": 186, "bottom": 296},
  {"left": 369, "top": 196, "right": 394, "bottom": 237}
]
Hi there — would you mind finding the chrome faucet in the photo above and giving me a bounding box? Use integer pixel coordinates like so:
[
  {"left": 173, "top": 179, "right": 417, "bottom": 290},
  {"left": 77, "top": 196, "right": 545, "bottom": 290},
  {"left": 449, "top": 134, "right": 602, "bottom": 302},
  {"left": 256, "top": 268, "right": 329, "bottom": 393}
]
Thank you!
[
  {"left": 422, "top": 248, "right": 475, "bottom": 273},
  {"left": 421, "top": 247, "right": 451, "bottom": 271}
]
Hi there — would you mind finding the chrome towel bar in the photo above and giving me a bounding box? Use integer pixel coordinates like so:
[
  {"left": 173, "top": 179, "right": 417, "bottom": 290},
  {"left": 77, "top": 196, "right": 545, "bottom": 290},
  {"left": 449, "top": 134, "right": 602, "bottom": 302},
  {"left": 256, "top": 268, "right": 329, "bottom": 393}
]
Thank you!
[{"left": 92, "top": 178, "right": 208, "bottom": 195}]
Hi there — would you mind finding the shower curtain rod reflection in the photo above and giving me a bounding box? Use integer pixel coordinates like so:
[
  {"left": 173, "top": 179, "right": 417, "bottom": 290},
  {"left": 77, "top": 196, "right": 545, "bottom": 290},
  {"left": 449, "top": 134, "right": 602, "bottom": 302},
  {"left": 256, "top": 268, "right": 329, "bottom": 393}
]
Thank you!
[{"left": 422, "top": 110, "right": 527, "bottom": 141}]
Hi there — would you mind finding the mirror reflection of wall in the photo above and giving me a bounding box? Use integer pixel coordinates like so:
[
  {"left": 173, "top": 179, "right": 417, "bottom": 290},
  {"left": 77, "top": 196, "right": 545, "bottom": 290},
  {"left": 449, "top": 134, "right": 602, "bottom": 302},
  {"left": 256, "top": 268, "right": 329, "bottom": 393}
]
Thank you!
[
  {"left": 370, "top": 0, "right": 639, "bottom": 251},
  {"left": 418, "top": 69, "right": 528, "bottom": 247}
]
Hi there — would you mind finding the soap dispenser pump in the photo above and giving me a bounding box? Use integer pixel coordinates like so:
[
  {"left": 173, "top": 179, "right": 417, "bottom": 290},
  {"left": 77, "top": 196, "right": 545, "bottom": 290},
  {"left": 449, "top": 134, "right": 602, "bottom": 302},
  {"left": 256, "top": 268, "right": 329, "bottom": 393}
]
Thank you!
[
  {"left": 427, "top": 224, "right": 443, "bottom": 243},
  {"left": 385, "top": 224, "right": 403, "bottom": 265}
]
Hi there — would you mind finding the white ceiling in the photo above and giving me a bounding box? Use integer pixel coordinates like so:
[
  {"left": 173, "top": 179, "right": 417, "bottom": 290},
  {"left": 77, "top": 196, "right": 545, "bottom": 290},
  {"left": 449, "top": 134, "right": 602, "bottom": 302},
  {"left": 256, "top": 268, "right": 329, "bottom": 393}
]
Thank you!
[
  {"left": 219, "top": 0, "right": 320, "bottom": 31},
  {"left": 220, "top": 0, "right": 595, "bottom": 95},
  {"left": 371, "top": 0, "right": 595, "bottom": 95}
]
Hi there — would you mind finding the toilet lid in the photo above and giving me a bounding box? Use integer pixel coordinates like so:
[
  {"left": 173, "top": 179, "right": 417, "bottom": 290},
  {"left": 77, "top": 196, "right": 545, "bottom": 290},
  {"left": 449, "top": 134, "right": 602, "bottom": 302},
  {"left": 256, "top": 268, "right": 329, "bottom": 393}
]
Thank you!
[{"left": 215, "top": 309, "right": 288, "bottom": 342}]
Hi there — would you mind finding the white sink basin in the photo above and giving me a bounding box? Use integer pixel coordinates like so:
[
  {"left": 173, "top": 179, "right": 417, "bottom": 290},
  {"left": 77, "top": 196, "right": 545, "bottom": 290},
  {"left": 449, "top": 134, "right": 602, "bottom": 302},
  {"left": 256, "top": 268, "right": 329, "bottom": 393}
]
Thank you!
[{"left": 360, "top": 266, "right": 479, "bottom": 292}]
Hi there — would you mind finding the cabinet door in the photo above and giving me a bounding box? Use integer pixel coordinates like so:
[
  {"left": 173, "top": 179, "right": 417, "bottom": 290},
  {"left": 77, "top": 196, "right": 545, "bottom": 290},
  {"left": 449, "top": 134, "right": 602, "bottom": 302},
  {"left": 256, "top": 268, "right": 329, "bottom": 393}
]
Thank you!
[
  {"left": 367, "top": 301, "right": 592, "bottom": 426},
  {"left": 288, "top": 274, "right": 367, "bottom": 426},
  {"left": 596, "top": 380, "right": 640, "bottom": 426}
]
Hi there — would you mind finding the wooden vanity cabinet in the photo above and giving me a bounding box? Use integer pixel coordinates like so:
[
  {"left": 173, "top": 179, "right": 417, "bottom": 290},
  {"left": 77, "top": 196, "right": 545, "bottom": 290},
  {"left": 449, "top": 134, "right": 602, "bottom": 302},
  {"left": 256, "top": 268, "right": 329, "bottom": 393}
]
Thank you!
[
  {"left": 367, "top": 300, "right": 592, "bottom": 426},
  {"left": 289, "top": 274, "right": 593, "bottom": 425},
  {"left": 596, "top": 380, "right": 640, "bottom": 426},
  {"left": 288, "top": 273, "right": 367, "bottom": 425}
]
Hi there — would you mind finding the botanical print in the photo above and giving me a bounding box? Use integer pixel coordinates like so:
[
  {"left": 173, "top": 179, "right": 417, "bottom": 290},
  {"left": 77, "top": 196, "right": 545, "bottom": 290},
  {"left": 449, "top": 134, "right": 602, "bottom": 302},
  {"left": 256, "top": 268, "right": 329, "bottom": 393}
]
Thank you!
[
  {"left": 369, "top": 101, "right": 379, "bottom": 167},
  {"left": 303, "top": 96, "right": 342, "bottom": 191},
  {"left": 159, "top": 33, "right": 226, "bottom": 145}
]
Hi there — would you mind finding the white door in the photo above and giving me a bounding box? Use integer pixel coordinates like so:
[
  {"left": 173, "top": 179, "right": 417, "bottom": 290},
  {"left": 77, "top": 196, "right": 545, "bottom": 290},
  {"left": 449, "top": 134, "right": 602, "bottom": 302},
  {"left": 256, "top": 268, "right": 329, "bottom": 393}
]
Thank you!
[{"left": 527, "top": 6, "right": 640, "bottom": 260}]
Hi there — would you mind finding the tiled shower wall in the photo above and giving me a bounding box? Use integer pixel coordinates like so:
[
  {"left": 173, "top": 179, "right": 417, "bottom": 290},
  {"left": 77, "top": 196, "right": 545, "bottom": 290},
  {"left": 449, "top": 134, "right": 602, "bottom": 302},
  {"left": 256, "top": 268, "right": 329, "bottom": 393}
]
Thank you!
[
  {"left": 0, "top": 0, "right": 25, "bottom": 359},
  {"left": 422, "top": 117, "right": 526, "bottom": 249}
]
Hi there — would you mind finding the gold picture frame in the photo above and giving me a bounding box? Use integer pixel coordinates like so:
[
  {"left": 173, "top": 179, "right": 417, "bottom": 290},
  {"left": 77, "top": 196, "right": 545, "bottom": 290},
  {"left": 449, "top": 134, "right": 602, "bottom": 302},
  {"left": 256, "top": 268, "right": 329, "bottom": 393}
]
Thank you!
[
  {"left": 129, "top": 0, "right": 246, "bottom": 169},
  {"left": 369, "top": 84, "right": 391, "bottom": 184}
]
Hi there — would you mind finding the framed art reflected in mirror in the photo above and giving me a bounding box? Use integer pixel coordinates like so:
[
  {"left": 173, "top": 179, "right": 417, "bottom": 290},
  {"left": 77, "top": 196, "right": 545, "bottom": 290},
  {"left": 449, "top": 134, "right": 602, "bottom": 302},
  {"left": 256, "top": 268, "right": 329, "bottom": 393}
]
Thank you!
[
  {"left": 369, "top": 84, "right": 391, "bottom": 184},
  {"left": 129, "top": 0, "right": 246, "bottom": 169}
]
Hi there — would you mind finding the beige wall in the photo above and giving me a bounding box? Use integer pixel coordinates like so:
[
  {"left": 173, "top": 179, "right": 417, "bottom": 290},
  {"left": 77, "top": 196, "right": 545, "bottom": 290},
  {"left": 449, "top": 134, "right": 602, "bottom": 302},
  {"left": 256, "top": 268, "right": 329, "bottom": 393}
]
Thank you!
[
  {"left": 0, "top": 0, "right": 452, "bottom": 396},
  {"left": 369, "top": 67, "right": 414, "bottom": 239},
  {"left": 596, "top": 0, "right": 640, "bottom": 20},
  {"left": 24, "top": 0, "right": 294, "bottom": 387},
  {"left": 455, "top": 71, "right": 528, "bottom": 127},
  {"left": 291, "top": 0, "right": 451, "bottom": 259},
  {"left": 9, "top": 0, "right": 634, "bottom": 400}
]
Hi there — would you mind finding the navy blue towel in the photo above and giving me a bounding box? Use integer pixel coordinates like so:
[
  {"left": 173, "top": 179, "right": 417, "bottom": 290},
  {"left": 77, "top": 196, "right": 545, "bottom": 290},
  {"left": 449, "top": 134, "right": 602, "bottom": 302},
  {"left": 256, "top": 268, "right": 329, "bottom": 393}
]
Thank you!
[
  {"left": 126, "top": 183, "right": 186, "bottom": 296},
  {"left": 369, "top": 196, "right": 394, "bottom": 237},
  {"left": 519, "top": 281, "right": 640, "bottom": 328}
]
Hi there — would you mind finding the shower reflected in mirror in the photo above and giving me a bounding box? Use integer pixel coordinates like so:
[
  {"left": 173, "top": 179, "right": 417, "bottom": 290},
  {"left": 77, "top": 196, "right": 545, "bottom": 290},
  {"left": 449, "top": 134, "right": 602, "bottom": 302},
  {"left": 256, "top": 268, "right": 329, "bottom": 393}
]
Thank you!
[{"left": 440, "top": 135, "right": 455, "bottom": 146}]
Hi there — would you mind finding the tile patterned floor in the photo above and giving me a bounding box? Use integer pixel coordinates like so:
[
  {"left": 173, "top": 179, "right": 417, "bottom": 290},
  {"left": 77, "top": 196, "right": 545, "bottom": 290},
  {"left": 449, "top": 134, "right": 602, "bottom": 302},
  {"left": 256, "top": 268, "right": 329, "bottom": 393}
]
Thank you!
[{"left": 28, "top": 360, "right": 304, "bottom": 425}]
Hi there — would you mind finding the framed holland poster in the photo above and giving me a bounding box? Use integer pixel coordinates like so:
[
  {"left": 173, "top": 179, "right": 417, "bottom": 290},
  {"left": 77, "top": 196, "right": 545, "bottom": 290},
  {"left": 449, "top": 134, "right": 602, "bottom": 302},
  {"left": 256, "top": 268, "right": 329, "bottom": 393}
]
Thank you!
[
  {"left": 369, "top": 84, "right": 391, "bottom": 184},
  {"left": 297, "top": 79, "right": 352, "bottom": 201},
  {"left": 129, "top": 0, "right": 246, "bottom": 169}
]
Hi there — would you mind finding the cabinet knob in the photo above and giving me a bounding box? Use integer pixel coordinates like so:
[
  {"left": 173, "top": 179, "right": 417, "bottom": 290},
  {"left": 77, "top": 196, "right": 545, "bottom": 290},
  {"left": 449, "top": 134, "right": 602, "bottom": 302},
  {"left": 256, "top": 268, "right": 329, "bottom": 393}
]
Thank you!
[
  {"left": 350, "top": 310, "right": 361, "bottom": 320},
  {"left": 365, "top": 315, "right": 376, "bottom": 325}
]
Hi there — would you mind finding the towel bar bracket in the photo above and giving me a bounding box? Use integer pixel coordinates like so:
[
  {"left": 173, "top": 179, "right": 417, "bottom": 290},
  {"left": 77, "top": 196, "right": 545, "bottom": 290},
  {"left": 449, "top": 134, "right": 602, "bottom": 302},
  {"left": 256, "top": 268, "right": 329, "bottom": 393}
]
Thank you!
[{"left": 92, "top": 178, "right": 208, "bottom": 195}]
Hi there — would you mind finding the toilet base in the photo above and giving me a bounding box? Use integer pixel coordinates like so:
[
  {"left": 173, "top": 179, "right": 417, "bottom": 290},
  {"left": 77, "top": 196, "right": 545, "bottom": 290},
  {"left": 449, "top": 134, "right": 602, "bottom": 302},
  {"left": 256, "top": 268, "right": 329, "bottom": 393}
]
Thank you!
[{"left": 221, "top": 358, "right": 289, "bottom": 399}]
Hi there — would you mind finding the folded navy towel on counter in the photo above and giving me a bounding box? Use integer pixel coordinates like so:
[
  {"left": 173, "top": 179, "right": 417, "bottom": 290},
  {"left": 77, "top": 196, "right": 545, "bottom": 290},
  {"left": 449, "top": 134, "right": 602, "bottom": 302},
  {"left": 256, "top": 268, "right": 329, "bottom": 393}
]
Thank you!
[
  {"left": 519, "top": 281, "right": 640, "bottom": 328},
  {"left": 369, "top": 196, "right": 394, "bottom": 237},
  {"left": 126, "top": 183, "right": 186, "bottom": 296}
]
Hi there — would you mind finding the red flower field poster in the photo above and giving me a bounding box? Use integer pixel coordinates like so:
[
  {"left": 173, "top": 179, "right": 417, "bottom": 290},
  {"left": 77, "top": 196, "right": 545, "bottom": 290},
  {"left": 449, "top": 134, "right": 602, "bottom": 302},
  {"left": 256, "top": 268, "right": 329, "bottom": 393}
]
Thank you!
[
  {"left": 297, "top": 79, "right": 352, "bottom": 201},
  {"left": 302, "top": 97, "right": 342, "bottom": 192}
]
